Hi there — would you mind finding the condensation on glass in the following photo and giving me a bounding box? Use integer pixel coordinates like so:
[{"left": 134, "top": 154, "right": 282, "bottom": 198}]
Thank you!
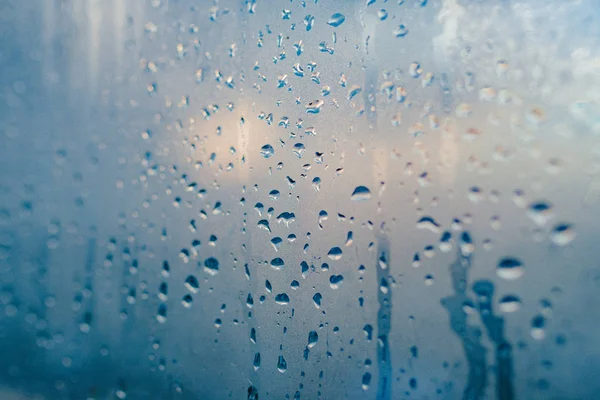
[{"left": 0, "top": 0, "right": 599, "bottom": 399}]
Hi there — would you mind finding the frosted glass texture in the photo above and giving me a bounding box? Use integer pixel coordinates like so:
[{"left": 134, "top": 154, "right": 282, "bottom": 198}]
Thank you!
[{"left": 1, "top": 0, "right": 600, "bottom": 399}]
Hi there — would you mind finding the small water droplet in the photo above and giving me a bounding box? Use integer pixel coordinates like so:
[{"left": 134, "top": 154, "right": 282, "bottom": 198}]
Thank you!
[
  {"left": 304, "top": 15, "right": 315, "bottom": 31},
  {"left": 181, "top": 294, "right": 193, "bottom": 308},
  {"left": 393, "top": 24, "right": 409, "bottom": 37},
  {"left": 156, "top": 303, "right": 167, "bottom": 324},
  {"left": 277, "top": 355, "right": 288, "bottom": 372},
  {"left": 550, "top": 223, "right": 575, "bottom": 246},
  {"left": 306, "top": 99, "right": 324, "bottom": 114},
  {"left": 527, "top": 201, "right": 553, "bottom": 226},
  {"left": 424, "top": 274, "right": 435, "bottom": 286},
  {"left": 312, "top": 292, "right": 322, "bottom": 308},
  {"left": 531, "top": 315, "right": 546, "bottom": 340},
  {"left": 347, "top": 85, "right": 362, "bottom": 101}
]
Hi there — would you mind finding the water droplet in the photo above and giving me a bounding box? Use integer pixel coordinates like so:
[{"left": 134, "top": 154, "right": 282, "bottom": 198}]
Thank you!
[
  {"left": 499, "top": 295, "right": 522, "bottom": 313},
  {"left": 363, "top": 324, "right": 373, "bottom": 341},
  {"left": 468, "top": 186, "right": 484, "bottom": 203},
  {"left": 439, "top": 231, "right": 452, "bottom": 252},
  {"left": 156, "top": 303, "right": 167, "bottom": 324},
  {"left": 459, "top": 231, "right": 475, "bottom": 256},
  {"left": 304, "top": 14, "right": 315, "bottom": 31},
  {"left": 203, "top": 257, "right": 219, "bottom": 275},
  {"left": 261, "top": 144, "right": 274, "bottom": 158},
  {"left": 329, "top": 274, "right": 344, "bottom": 289},
  {"left": 277, "top": 212, "right": 296, "bottom": 227},
  {"left": 496, "top": 257, "right": 524, "bottom": 280},
  {"left": 328, "top": 247, "right": 343, "bottom": 260},
  {"left": 424, "top": 274, "right": 435, "bottom": 286},
  {"left": 270, "top": 257, "right": 285, "bottom": 269},
  {"left": 275, "top": 293, "right": 290, "bottom": 305},
  {"left": 277, "top": 355, "right": 288, "bottom": 372},
  {"left": 306, "top": 99, "right": 324, "bottom": 114},
  {"left": 351, "top": 186, "right": 371, "bottom": 201},
  {"left": 377, "top": 9, "right": 388, "bottom": 20},
  {"left": 252, "top": 353, "right": 261, "bottom": 371},
  {"left": 531, "top": 315, "right": 546, "bottom": 340},
  {"left": 312, "top": 177, "right": 321, "bottom": 192},
  {"left": 181, "top": 294, "right": 193, "bottom": 308},
  {"left": 409, "top": 62, "right": 422, "bottom": 78},
  {"left": 268, "top": 190, "right": 280, "bottom": 201},
  {"left": 248, "top": 385, "right": 259, "bottom": 399},
  {"left": 293, "top": 143, "right": 306, "bottom": 158},
  {"left": 393, "top": 24, "right": 409, "bottom": 37},
  {"left": 271, "top": 237, "right": 283, "bottom": 251},
  {"left": 379, "top": 278, "right": 389, "bottom": 294},
  {"left": 308, "top": 331, "right": 319, "bottom": 348},
  {"left": 362, "top": 372, "right": 372, "bottom": 390},
  {"left": 347, "top": 85, "right": 362, "bottom": 101},
  {"left": 528, "top": 201, "right": 553, "bottom": 226},
  {"left": 416, "top": 216, "right": 441, "bottom": 233},
  {"left": 318, "top": 210, "right": 329, "bottom": 228},
  {"left": 550, "top": 223, "right": 575, "bottom": 246},
  {"left": 293, "top": 63, "right": 304, "bottom": 77},
  {"left": 312, "top": 292, "right": 322, "bottom": 308},
  {"left": 257, "top": 219, "right": 271, "bottom": 232},
  {"left": 327, "top": 13, "right": 345, "bottom": 27},
  {"left": 184, "top": 275, "right": 199, "bottom": 293}
]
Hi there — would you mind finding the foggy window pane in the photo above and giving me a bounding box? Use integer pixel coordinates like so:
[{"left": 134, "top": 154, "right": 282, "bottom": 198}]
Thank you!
[{"left": 0, "top": 0, "right": 598, "bottom": 399}]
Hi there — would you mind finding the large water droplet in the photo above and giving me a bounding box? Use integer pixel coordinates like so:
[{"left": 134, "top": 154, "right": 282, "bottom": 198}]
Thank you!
[
  {"left": 308, "top": 331, "right": 319, "bottom": 348},
  {"left": 270, "top": 257, "right": 285, "bottom": 269},
  {"left": 347, "top": 85, "right": 362, "bottom": 101},
  {"left": 156, "top": 303, "right": 167, "bottom": 324},
  {"left": 275, "top": 293, "right": 290, "bottom": 305},
  {"left": 203, "top": 257, "right": 219, "bottom": 275},
  {"left": 313, "top": 293, "right": 322, "bottom": 308},
  {"left": 362, "top": 372, "right": 372, "bottom": 390},
  {"left": 328, "top": 247, "right": 343, "bottom": 260},
  {"left": 306, "top": 99, "right": 324, "bottom": 114},
  {"left": 184, "top": 275, "right": 199, "bottom": 293},
  {"left": 496, "top": 257, "right": 524, "bottom": 280},
  {"left": 329, "top": 274, "right": 344, "bottom": 289},
  {"left": 351, "top": 186, "right": 371, "bottom": 201},
  {"left": 499, "top": 294, "right": 522, "bottom": 313},
  {"left": 261, "top": 144, "right": 274, "bottom": 158},
  {"left": 327, "top": 13, "right": 345, "bottom": 27},
  {"left": 417, "top": 216, "right": 441, "bottom": 233},
  {"left": 277, "top": 355, "right": 288, "bottom": 372}
]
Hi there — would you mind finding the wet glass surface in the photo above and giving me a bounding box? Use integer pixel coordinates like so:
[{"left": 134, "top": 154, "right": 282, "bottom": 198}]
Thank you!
[{"left": 1, "top": 0, "right": 600, "bottom": 399}]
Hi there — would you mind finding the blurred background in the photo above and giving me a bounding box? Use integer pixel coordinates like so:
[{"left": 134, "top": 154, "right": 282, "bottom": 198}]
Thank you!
[{"left": 1, "top": 0, "right": 600, "bottom": 398}]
